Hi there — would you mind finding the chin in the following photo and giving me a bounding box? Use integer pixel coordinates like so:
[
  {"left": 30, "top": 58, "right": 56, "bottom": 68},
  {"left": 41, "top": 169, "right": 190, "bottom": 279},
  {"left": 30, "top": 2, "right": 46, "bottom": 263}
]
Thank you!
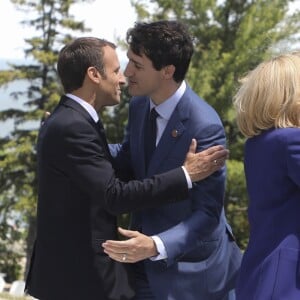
[
  {"left": 108, "top": 99, "right": 120, "bottom": 106},
  {"left": 128, "top": 86, "right": 139, "bottom": 96}
]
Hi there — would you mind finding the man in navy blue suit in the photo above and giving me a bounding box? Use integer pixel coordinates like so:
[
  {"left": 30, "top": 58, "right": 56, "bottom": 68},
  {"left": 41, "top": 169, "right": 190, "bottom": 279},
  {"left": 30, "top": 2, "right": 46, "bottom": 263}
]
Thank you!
[{"left": 103, "top": 21, "right": 242, "bottom": 300}]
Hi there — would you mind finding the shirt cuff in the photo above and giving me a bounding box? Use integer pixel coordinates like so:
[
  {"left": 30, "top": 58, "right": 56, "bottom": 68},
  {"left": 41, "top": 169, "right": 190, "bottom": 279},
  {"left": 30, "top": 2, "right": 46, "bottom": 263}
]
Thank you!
[
  {"left": 181, "top": 166, "right": 193, "bottom": 189},
  {"left": 150, "top": 235, "right": 167, "bottom": 261}
]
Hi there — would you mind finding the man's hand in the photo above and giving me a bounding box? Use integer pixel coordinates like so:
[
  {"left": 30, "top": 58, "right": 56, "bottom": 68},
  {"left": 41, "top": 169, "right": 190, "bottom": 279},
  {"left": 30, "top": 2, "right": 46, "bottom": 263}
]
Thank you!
[
  {"left": 102, "top": 227, "right": 158, "bottom": 263},
  {"left": 184, "top": 139, "right": 229, "bottom": 182}
]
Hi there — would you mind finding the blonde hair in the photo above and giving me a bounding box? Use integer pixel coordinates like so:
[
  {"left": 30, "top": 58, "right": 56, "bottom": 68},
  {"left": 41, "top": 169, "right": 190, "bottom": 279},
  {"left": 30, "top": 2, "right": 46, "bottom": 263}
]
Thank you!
[{"left": 233, "top": 53, "right": 300, "bottom": 137}]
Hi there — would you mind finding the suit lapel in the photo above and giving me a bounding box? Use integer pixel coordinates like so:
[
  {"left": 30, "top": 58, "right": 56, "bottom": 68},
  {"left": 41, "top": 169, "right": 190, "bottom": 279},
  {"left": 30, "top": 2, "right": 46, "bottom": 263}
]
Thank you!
[
  {"left": 95, "top": 119, "right": 113, "bottom": 161},
  {"left": 60, "top": 96, "right": 113, "bottom": 161},
  {"left": 131, "top": 99, "right": 150, "bottom": 178},
  {"left": 60, "top": 95, "right": 92, "bottom": 121},
  {"left": 147, "top": 98, "right": 188, "bottom": 176}
]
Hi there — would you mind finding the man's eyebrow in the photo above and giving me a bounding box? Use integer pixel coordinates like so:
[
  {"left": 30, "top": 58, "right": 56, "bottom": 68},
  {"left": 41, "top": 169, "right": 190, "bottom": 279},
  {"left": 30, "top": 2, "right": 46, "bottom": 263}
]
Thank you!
[{"left": 130, "top": 58, "right": 144, "bottom": 67}]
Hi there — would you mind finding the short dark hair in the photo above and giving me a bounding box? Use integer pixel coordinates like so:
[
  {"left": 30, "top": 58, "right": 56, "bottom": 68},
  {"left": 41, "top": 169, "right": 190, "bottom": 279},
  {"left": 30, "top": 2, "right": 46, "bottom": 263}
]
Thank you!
[
  {"left": 126, "top": 20, "right": 194, "bottom": 82},
  {"left": 57, "top": 37, "right": 116, "bottom": 93}
]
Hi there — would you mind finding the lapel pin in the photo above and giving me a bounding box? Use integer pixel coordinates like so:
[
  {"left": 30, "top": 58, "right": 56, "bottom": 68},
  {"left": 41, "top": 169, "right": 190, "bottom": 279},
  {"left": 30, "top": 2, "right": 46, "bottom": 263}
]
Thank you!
[{"left": 171, "top": 129, "right": 178, "bottom": 138}]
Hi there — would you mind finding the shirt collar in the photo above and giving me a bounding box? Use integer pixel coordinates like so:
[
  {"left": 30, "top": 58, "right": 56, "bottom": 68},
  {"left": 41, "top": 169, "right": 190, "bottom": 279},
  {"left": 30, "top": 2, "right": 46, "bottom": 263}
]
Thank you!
[
  {"left": 66, "top": 93, "right": 99, "bottom": 123},
  {"left": 150, "top": 81, "right": 186, "bottom": 120}
]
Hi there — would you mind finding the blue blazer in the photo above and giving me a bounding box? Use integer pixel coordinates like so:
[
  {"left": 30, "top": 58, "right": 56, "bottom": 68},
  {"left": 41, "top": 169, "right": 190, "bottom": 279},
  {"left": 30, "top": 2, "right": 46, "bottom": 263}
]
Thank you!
[
  {"left": 111, "top": 86, "right": 241, "bottom": 300},
  {"left": 236, "top": 128, "right": 300, "bottom": 300}
]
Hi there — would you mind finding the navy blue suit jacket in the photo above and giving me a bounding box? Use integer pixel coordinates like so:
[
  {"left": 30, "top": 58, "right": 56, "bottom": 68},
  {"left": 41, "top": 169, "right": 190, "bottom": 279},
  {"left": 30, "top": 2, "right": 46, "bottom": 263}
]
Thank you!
[
  {"left": 236, "top": 128, "right": 300, "bottom": 300},
  {"left": 111, "top": 86, "right": 242, "bottom": 300}
]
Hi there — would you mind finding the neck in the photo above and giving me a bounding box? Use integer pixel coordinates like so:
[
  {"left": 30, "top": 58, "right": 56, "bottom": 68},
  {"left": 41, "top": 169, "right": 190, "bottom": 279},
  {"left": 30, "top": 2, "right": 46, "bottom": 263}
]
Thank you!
[
  {"left": 71, "top": 88, "right": 101, "bottom": 112},
  {"left": 151, "top": 80, "right": 182, "bottom": 105}
]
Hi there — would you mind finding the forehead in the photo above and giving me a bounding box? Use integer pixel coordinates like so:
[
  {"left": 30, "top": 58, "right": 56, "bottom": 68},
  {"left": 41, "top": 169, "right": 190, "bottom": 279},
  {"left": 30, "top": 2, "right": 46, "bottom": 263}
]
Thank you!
[
  {"left": 127, "top": 48, "right": 152, "bottom": 66},
  {"left": 103, "top": 45, "right": 119, "bottom": 68}
]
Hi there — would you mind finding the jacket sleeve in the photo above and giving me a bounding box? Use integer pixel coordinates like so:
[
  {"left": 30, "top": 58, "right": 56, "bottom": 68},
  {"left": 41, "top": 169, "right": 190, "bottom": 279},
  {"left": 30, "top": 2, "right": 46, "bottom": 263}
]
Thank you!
[
  {"left": 108, "top": 126, "right": 133, "bottom": 182},
  {"left": 63, "top": 119, "right": 189, "bottom": 215},
  {"left": 157, "top": 122, "right": 226, "bottom": 266}
]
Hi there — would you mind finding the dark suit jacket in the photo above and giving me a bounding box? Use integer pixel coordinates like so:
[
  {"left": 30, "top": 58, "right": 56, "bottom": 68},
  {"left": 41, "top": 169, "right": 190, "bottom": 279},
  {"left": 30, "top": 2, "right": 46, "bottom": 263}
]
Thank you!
[
  {"left": 236, "top": 128, "right": 300, "bottom": 300},
  {"left": 25, "top": 96, "right": 189, "bottom": 300},
  {"left": 111, "top": 86, "right": 242, "bottom": 299}
]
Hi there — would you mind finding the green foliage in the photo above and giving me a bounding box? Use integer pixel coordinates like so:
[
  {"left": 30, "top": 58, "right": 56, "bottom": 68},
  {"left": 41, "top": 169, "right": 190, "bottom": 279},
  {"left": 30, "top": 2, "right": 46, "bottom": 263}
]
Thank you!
[
  {"left": 225, "top": 159, "right": 249, "bottom": 250},
  {"left": 0, "top": 241, "right": 23, "bottom": 283},
  {"left": 0, "top": 0, "right": 93, "bottom": 281}
]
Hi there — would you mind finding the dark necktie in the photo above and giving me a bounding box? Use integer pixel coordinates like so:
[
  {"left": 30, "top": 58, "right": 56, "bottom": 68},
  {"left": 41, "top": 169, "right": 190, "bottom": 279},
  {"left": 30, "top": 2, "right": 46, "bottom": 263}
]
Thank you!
[{"left": 145, "top": 108, "right": 159, "bottom": 169}]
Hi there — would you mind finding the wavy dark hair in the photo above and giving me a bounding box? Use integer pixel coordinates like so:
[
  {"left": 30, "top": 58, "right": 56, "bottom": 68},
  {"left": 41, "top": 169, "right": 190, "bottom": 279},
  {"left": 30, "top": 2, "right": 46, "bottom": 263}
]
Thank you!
[{"left": 126, "top": 20, "right": 194, "bottom": 83}]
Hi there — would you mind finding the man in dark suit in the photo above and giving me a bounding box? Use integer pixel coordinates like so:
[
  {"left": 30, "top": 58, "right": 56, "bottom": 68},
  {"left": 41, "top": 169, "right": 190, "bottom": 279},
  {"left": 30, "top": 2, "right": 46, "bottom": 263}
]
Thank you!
[
  {"left": 103, "top": 21, "right": 242, "bottom": 300},
  {"left": 24, "top": 37, "right": 228, "bottom": 300}
]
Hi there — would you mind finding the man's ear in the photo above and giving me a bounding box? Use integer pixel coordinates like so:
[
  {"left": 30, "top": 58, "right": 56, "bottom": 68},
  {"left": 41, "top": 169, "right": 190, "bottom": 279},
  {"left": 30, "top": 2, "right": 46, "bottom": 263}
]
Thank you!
[
  {"left": 162, "top": 65, "right": 175, "bottom": 79},
  {"left": 87, "top": 66, "right": 101, "bottom": 83}
]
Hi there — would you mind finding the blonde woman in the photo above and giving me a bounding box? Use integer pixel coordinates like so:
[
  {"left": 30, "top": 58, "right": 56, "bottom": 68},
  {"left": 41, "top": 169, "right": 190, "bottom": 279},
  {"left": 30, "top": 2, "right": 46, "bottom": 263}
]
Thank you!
[{"left": 233, "top": 53, "right": 300, "bottom": 300}]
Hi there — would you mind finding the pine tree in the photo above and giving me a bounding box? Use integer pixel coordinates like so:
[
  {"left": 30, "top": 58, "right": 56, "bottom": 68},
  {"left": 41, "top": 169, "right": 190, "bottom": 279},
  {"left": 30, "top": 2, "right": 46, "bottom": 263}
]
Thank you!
[{"left": 0, "top": 0, "right": 93, "bottom": 279}]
